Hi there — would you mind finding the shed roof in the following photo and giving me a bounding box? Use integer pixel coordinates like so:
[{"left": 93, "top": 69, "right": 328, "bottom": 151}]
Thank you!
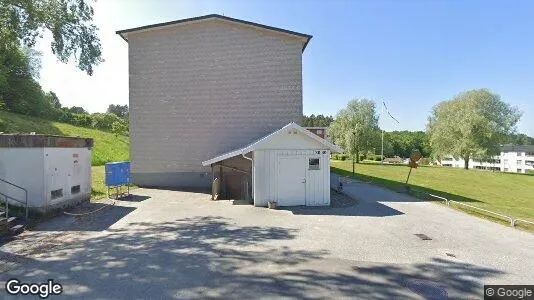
[
  {"left": 202, "top": 122, "right": 343, "bottom": 166},
  {"left": 116, "top": 14, "right": 312, "bottom": 51},
  {"left": 0, "top": 134, "right": 93, "bottom": 148}
]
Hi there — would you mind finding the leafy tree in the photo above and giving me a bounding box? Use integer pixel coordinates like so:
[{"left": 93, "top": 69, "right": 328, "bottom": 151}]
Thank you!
[
  {"left": 0, "top": 41, "right": 54, "bottom": 116},
  {"left": 0, "top": 0, "right": 103, "bottom": 75},
  {"left": 91, "top": 112, "right": 121, "bottom": 130},
  {"left": 505, "top": 133, "right": 534, "bottom": 145},
  {"left": 385, "top": 131, "right": 431, "bottom": 158},
  {"left": 427, "top": 89, "right": 521, "bottom": 169},
  {"left": 301, "top": 114, "right": 334, "bottom": 127},
  {"left": 107, "top": 104, "right": 128, "bottom": 119},
  {"left": 111, "top": 120, "right": 128, "bottom": 136},
  {"left": 68, "top": 106, "right": 87, "bottom": 114},
  {"left": 330, "top": 99, "right": 380, "bottom": 163},
  {"left": 45, "top": 91, "right": 61, "bottom": 109},
  {"left": 71, "top": 113, "right": 92, "bottom": 127}
]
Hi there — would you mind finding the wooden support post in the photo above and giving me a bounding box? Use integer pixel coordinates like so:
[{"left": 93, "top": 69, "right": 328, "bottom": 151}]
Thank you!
[{"left": 405, "top": 167, "right": 413, "bottom": 185}]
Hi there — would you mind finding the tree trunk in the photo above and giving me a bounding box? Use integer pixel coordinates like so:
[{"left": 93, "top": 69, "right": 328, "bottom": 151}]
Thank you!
[
  {"left": 464, "top": 155, "right": 469, "bottom": 170},
  {"left": 356, "top": 149, "right": 360, "bottom": 163}
]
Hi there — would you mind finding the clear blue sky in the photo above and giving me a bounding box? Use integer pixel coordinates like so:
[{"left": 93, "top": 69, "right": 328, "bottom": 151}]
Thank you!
[{"left": 38, "top": 0, "right": 534, "bottom": 135}]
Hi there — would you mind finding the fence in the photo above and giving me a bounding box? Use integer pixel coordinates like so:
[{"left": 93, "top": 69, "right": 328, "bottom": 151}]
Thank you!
[{"left": 428, "top": 193, "right": 534, "bottom": 229}]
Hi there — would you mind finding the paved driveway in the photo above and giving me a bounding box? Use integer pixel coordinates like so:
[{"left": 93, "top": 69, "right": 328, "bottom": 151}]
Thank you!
[{"left": 0, "top": 174, "right": 533, "bottom": 299}]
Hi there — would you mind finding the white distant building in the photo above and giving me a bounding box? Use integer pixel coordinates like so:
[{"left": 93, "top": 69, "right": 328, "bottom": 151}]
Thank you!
[{"left": 440, "top": 145, "right": 534, "bottom": 174}]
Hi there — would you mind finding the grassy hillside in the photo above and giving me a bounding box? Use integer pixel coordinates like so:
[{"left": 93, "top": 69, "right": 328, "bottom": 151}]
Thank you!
[
  {"left": 331, "top": 161, "right": 534, "bottom": 223},
  {"left": 0, "top": 110, "right": 129, "bottom": 166}
]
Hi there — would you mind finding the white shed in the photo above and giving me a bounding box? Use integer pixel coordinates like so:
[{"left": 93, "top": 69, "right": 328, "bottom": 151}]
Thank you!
[{"left": 202, "top": 123, "right": 342, "bottom": 207}]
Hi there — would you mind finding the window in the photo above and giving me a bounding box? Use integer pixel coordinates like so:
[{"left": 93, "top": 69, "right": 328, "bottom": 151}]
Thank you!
[
  {"left": 527, "top": 152, "right": 534, "bottom": 157},
  {"left": 51, "top": 189, "right": 63, "bottom": 199},
  {"left": 504, "top": 159, "right": 508, "bottom": 164},
  {"left": 517, "top": 169, "right": 522, "bottom": 173},
  {"left": 504, "top": 168, "right": 509, "bottom": 172},
  {"left": 517, "top": 152, "right": 523, "bottom": 156},
  {"left": 517, "top": 160, "right": 522, "bottom": 165},
  {"left": 309, "top": 158, "right": 320, "bottom": 170},
  {"left": 71, "top": 185, "right": 81, "bottom": 194}
]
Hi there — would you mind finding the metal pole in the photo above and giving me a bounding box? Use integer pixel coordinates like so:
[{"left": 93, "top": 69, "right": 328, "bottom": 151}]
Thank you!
[
  {"left": 352, "top": 131, "right": 356, "bottom": 175},
  {"left": 381, "top": 102, "right": 384, "bottom": 164}
]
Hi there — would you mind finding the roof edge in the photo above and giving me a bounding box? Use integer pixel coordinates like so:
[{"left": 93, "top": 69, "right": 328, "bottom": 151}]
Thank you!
[
  {"left": 116, "top": 14, "right": 312, "bottom": 51},
  {"left": 202, "top": 122, "right": 343, "bottom": 166}
]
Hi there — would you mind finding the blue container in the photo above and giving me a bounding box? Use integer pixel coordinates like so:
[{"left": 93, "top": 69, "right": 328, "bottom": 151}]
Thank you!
[{"left": 105, "top": 161, "right": 131, "bottom": 186}]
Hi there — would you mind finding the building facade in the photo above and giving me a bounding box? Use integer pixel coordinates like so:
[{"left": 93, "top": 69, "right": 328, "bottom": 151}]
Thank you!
[
  {"left": 117, "top": 15, "right": 312, "bottom": 188},
  {"left": 440, "top": 145, "right": 534, "bottom": 174}
]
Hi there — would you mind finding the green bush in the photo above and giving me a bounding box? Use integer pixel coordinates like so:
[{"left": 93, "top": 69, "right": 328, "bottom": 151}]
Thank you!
[
  {"left": 112, "top": 120, "right": 129, "bottom": 136},
  {"left": 332, "top": 154, "right": 349, "bottom": 161},
  {"left": 91, "top": 112, "right": 121, "bottom": 131},
  {"left": 72, "top": 113, "right": 93, "bottom": 127}
]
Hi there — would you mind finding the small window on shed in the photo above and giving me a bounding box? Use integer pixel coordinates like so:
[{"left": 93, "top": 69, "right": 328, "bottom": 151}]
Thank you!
[
  {"left": 309, "top": 158, "right": 320, "bottom": 170},
  {"left": 51, "top": 189, "right": 63, "bottom": 199},
  {"left": 71, "top": 185, "right": 81, "bottom": 194}
]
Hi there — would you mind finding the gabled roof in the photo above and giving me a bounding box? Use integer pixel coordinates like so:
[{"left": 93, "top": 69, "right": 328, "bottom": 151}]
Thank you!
[
  {"left": 202, "top": 122, "right": 343, "bottom": 166},
  {"left": 116, "top": 14, "right": 312, "bottom": 51}
]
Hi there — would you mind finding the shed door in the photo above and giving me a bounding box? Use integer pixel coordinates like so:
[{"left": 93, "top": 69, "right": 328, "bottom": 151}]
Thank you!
[{"left": 277, "top": 156, "right": 306, "bottom": 206}]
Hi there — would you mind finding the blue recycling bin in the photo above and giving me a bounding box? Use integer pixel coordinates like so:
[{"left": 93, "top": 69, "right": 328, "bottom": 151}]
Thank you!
[{"left": 105, "top": 161, "right": 131, "bottom": 187}]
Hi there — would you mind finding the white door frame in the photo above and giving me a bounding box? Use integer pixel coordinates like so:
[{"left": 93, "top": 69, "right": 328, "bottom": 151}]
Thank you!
[{"left": 277, "top": 155, "right": 306, "bottom": 206}]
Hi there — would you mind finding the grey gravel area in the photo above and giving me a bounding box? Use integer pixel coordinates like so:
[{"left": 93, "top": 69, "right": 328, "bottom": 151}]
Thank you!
[
  {"left": 0, "top": 175, "right": 532, "bottom": 299},
  {"left": 330, "top": 189, "right": 359, "bottom": 208}
]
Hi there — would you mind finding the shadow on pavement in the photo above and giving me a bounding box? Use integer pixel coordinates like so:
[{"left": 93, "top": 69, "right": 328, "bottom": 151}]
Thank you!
[
  {"left": 0, "top": 216, "right": 502, "bottom": 298},
  {"left": 32, "top": 204, "right": 136, "bottom": 232},
  {"left": 280, "top": 200, "right": 403, "bottom": 217}
]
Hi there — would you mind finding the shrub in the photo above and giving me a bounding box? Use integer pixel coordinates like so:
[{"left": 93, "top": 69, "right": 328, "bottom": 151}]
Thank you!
[
  {"left": 91, "top": 113, "right": 121, "bottom": 131},
  {"left": 333, "top": 154, "right": 349, "bottom": 161},
  {"left": 72, "top": 113, "right": 93, "bottom": 127},
  {"left": 112, "top": 120, "right": 129, "bottom": 136}
]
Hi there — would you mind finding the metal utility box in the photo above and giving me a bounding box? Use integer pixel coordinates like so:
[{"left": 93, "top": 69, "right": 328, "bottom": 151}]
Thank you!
[
  {"left": 0, "top": 134, "right": 93, "bottom": 213},
  {"left": 105, "top": 162, "right": 130, "bottom": 186},
  {"left": 105, "top": 161, "right": 130, "bottom": 199}
]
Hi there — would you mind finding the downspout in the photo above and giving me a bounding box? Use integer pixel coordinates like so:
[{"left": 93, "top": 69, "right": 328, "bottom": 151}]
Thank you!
[{"left": 242, "top": 153, "right": 254, "bottom": 202}]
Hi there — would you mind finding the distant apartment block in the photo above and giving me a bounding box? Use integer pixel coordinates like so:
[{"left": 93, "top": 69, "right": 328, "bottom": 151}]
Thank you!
[{"left": 440, "top": 145, "right": 534, "bottom": 174}]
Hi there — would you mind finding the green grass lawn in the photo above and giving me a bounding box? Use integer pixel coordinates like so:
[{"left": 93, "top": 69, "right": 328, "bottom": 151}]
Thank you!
[
  {"left": 331, "top": 161, "right": 534, "bottom": 224},
  {"left": 91, "top": 166, "right": 137, "bottom": 201},
  {"left": 91, "top": 166, "right": 107, "bottom": 199},
  {"left": 1, "top": 110, "right": 129, "bottom": 165}
]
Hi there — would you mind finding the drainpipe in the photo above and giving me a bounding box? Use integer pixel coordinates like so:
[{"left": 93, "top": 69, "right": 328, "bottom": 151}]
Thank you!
[{"left": 242, "top": 152, "right": 253, "bottom": 202}]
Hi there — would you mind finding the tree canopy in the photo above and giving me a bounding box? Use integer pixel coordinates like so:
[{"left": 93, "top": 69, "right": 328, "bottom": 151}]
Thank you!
[
  {"left": 107, "top": 104, "right": 128, "bottom": 119},
  {"left": 0, "top": 0, "right": 103, "bottom": 75},
  {"left": 427, "top": 89, "right": 521, "bottom": 169},
  {"left": 330, "top": 99, "right": 380, "bottom": 162},
  {"left": 385, "top": 131, "right": 431, "bottom": 158},
  {"left": 300, "top": 114, "right": 333, "bottom": 127}
]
